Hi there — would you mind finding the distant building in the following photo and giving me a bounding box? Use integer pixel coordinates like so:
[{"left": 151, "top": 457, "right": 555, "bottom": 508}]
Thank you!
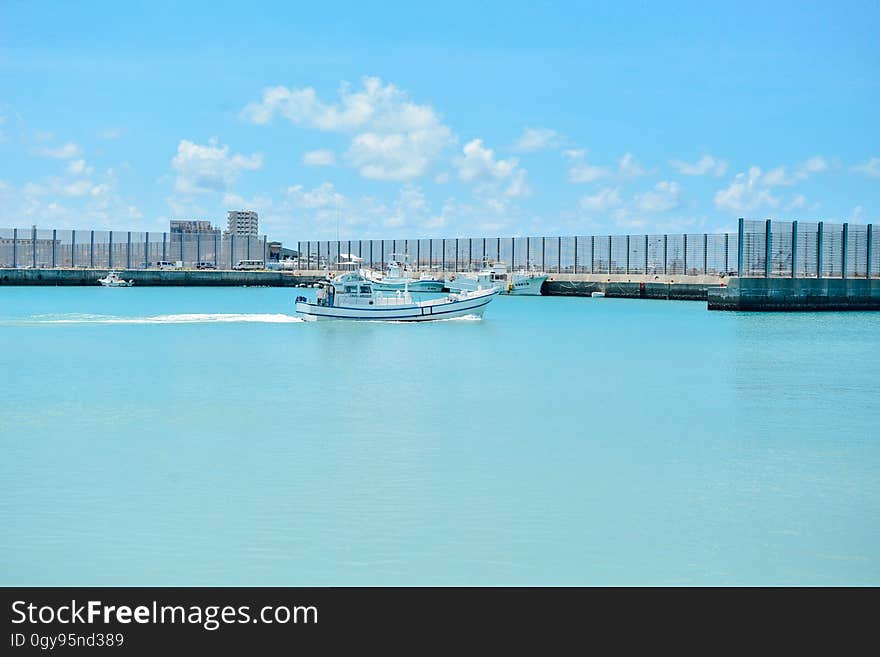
[
  {"left": 170, "top": 220, "right": 219, "bottom": 235},
  {"left": 226, "top": 210, "right": 259, "bottom": 237}
]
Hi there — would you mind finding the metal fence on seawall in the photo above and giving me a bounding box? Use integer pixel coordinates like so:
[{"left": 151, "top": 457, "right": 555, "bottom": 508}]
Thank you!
[
  {"left": 738, "top": 219, "right": 878, "bottom": 278},
  {"left": 301, "top": 220, "right": 876, "bottom": 278},
  {"left": 298, "top": 233, "right": 740, "bottom": 275},
  {"left": 0, "top": 228, "right": 267, "bottom": 269}
]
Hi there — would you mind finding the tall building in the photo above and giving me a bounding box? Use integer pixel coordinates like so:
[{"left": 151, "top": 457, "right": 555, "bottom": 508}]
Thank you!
[
  {"left": 170, "top": 220, "right": 219, "bottom": 235},
  {"left": 226, "top": 210, "right": 259, "bottom": 237}
]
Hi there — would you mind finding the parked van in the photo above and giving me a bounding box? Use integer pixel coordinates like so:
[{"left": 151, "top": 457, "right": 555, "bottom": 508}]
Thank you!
[
  {"left": 233, "top": 259, "right": 264, "bottom": 271},
  {"left": 196, "top": 261, "right": 216, "bottom": 270},
  {"left": 154, "top": 261, "right": 178, "bottom": 270}
]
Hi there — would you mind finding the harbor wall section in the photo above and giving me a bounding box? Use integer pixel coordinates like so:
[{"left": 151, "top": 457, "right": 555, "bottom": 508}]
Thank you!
[
  {"left": 0, "top": 268, "right": 320, "bottom": 287},
  {"left": 708, "top": 277, "right": 880, "bottom": 311}
]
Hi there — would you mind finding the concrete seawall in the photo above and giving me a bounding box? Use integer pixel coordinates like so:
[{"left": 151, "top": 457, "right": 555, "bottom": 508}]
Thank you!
[
  {"left": 543, "top": 273, "right": 723, "bottom": 300},
  {"left": 708, "top": 277, "right": 880, "bottom": 311},
  {"left": 0, "top": 268, "right": 323, "bottom": 287}
]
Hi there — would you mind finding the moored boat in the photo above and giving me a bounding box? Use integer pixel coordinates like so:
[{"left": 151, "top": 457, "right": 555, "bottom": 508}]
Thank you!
[
  {"left": 447, "top": 258, "right": 547, "bottom": 296},
  {"left": 97, "top": 270, "right": 134, "bottom": 287},
  {"left": 365, "top": 254, "right": 445, "bottom": 292}
]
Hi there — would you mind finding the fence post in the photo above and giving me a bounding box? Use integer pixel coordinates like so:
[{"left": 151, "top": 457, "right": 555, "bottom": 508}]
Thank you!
[
  {"left": 127, "top": 231, "right": 132, "bottom": 269},
  {"left": 71, "top": 229, "right": 75, "bottom": 268},
  {"left": 683, "top": 234, "right": 688, "bottom": 275},
  {"left": 145, "top": 232, "right": 149, "bottom": 268},
  {"left": 162, "top": 232, "right": 167, "bottom": 262},
  {"left": 868, "top": 224, "right": 873, "bottom": 279},
  {"left": 482, "top": 238, "right": 486, "bottom": 260},
  {"left": 574, "top": 236, "right": 578, "bottom": 273},
  {"left": 725, "top": 232, "right": 730, "bottom": 274},
  {"left": 842, "top": 222, "right": 848, "bottom": 279},
  {"left": 764, "top": 220, "right": 771, "bottom": 278},
  {"left": 541, "top": 237, "right": 545, "bottom": 271},
  {"left": 231, "top": 234, "right": 236, "bottom": 269},
  {"left": 525, "top": 237, "right": 529, "bottom": 269},
  {"left": 196, "top": 232, "right": 201, "bottom": 266},
  {"left": 90, "top": 230, "right": 95, "bottom": 269},
  {"left": 510, "top": 238, "right": 514, "bottom": 272},
  {"left": 557, "top": 236, "right": 561, "bottom": 273},
  {"left": 703, "top": 233, "right": 708, "bottom": 274},
  {"left": 663, "top": 234, "right": 668, "bottom": 275},
  {"left": 737, "top": 219, "right": 745, "bottom": 277},
  {"left": 607, "top": 235, "right": 612, "bottom": 274},
  {"left": 52, "top": 229, "right": 57, "bottom": 268},
  {"left": 428, "top": 240, "right": 432, "bottom": 269},
  {"left": 625, "top": 235, "right": 630, "bottom": 274},
  {"left": 469, "top": 238, "right": 473, "bottom": 269},
  {"left": 644, "top": 234, "right": 649, "bottom": 274},
  {"left": 441, "top": 240, "right": 445, "bottom": 271},
  {"left": 108, "top": 230, "right": 113, "bottom": 268},
  {"left": 32, "top": 226, "right": 37, "bottom": 269},
  {"left": 590, "top": 236, "right": 595, "bottom": 274},
  {"left": 12, "top": 228, "right": 17, "bottom": 269},
  {"left": 791, "top": 221, "right": 798, "bottom": 278},
  {"left": 816, "top": 222, "right": 823, "bottom": 278}
]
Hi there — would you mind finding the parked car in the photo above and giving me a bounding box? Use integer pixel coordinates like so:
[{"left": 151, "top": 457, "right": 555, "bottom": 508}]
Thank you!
[
  {"left": 233, "top": 259, "right": 265, "bottom": 271},
  {"left": 154, "top": 261, "right": 178, "bottom": 270},
  {"left": 196, "top": 261, "right": 217, "bottom": 270}
]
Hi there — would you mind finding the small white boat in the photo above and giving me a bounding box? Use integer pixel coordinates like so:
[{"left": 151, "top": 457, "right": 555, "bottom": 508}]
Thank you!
[
  {"left": 295, "top": 277, "right": 499, "bottom": 322},
  {"left": 591, "top": 291, "right": 605, "bottom": 298},
  {"left": 97, "top": 270, "right": 134, "bottom": 287},
  {"left": 365, "top": 254, "right": 445, "bottom": 292},
  {"left": 448, "top": 259, "right": 547, "bottom": 296}
]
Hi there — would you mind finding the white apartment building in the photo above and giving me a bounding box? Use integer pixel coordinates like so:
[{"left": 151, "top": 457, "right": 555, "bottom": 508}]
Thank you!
[{"left": 226, "top": 211, "right": 259, "bottom": 237}]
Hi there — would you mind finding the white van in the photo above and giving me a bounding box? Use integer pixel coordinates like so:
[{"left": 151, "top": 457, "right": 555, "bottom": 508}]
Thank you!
[
  {"left": 233, "top": 259, "right": 264, "bottom": 271},
  {"left": 154, "top": 261, "right": 178, "bottom": 270}
]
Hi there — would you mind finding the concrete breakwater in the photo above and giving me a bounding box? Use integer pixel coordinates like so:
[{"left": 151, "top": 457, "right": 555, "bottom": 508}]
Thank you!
[
  {"left": 543, "top": 273, "right": 722, "bottom": 300},
  {"left": 0, "top": 268, "right": 322, "bottom": 287},
  {"left": 708, "top": 277, "right": 880, "bottom": 311}
]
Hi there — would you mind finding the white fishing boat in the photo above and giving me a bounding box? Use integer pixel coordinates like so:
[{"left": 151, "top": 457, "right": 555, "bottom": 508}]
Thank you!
[
  {"left": 97, "top": 270, "right": 134, "bottom": 287},
  {"left": 294, "top": 277, "right": 499, "bottom": 322},
  {"left": 328, "top": 254, "right": 366, "bottom": 289},
  {"left": 448, "top": 258, "right": 548, "bottom": 296},
  {"left": 365, "top": 254, "right": 445, "bottom": 292}
]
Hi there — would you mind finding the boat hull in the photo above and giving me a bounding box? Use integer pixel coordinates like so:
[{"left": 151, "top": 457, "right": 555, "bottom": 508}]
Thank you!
[
  {"left": 448, "top": 273, "right": 547, "bottom": 296},
  {"left": 295, "top": 288, "right": 499, "bottom": 321}
]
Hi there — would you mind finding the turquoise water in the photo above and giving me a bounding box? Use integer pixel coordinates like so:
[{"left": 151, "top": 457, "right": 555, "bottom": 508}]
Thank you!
[{"left": 0, "top": 286, "right": 877, "bottom": 585}]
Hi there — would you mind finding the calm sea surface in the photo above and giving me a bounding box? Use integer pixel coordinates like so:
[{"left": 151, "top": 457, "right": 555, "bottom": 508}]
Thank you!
[{"left": 0, "top": 286, "right": 877, "bottom": 585}]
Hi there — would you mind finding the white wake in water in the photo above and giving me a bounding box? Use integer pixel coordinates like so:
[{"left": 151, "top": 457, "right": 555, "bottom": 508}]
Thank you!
[{"left": 11, "top": 313, "right": 304, "bottom": 325}]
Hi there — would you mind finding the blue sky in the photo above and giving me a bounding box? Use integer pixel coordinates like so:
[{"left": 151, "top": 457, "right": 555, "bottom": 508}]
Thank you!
[{"left": 1, "top": 1, "right": 878, "bottom": 243}]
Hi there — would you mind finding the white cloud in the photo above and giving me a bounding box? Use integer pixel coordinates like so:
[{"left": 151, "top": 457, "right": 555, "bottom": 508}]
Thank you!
[
  {"left": 286, "top": 182, "right": 345, "bottom": 210},
  {"left": 569, "top": 162, "right": 610, "bottom": 183},
  {"left": 36, "top": 141, "right": 81, "bottom": 159},
  {"left": 97, "top": 127, "right": 125, "bottom": 140},
  {"left": 67, "top": 159, "right": 93, "bottom": 175},
  {"left": 566, "top": 150, "right": 645, "bottom": 182},
  {"left": 455, "top": 139, "right": 530, "bottom": 197},
  {"left": 241, "top": 76, "right": 453, "bottom": 181},
  {"left": 634, "top": 181, "right": 681, "bottom": 213},
  {"left": 171, "top": 138, "right": 262, "bottom": 194},
  {"left": 618, "top": 153, "right": 646, "bottom": 178},
  {"left": 714, "top": 166, "right": 781, "bottom": 213},
  {"left": 302, "top": 149, "right": 336, "bottom": 166},
  {"left": 852, "top": 157, "right": 880, "bottom": 179},
  {"left": 579, "top": 187, "right": 622, "bottom": 213},
  {"left": 513, "top": 127, "right": 559, "bottom": 152},
  {"left": 669, "top": 154, "right": 728, "bottom": 177}
]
